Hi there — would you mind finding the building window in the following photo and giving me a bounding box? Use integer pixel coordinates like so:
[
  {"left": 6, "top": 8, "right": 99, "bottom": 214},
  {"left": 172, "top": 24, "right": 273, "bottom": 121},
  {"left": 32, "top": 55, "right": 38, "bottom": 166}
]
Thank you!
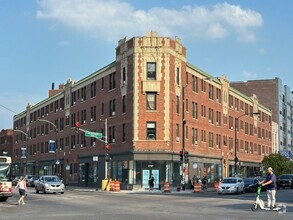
[
  {"left": 216, "top": 134, "right": 221, "bottom": 148},
  {"left": 71, "top": 135, "right": 76, "bottom": 149},
  {"left": 81, "top": 133, "right": 85, "bottom": 147},
  {"left": 216, "top": 88, "right": 221, "bottom": 102},
  {"left": 209, "top": 132, "right": 214, "bottom": 148},
  {"left": 192, "top": 102, "right": 198, "bottom": 119},
  {"left": 81, "top": 110, "right": 86, "bottom": 124},
  {"left": 208, "top": 84, "right": 214, "bottom": 100},
  {"left": 122, "top": 67, "right": 126, "bottom": 83},
  {"left": 192, "top": 128, "right": 198, "bottom": 144},
  {"left": 91, "top": 106, "right": 96, "bottom": 122},
  {"left": 109, "top": 99, "right": 116, "bottom": 116},
  {"left": 71, "top": 91, "right": 76, "bottom": 106},
  {"left": 201, "top": 105, "right": 206, "bottom": 117},
  {"left": 122, "top": 123, "right": 126, "bottom": 142},
  {"left": 192, "top": 76, "right": 198, "bottom": 93},
  {"left": 176, "top": 124, "right": 180, "bottom": 142},
  {"left": 147, "top": 122, "right": 156, "bottom": 140},
  {"left": 176, "top": 67, "right": 180, "bottom": 85},
  {"left": 208, "top": 108, "right": 214, "bottom": 124},
  {"left": 216, "top": 111, "right": 221, "bottom": 126},
  {"left": 81, "top": 86, "right": 87, "bottom": 101},
  {"left": 109, "top": 72, "right": 116, "bottom": 90},
  {"left": 101, "top": 103, "right": 104, "bottom": 115},
  {"left": 146, "top": 92, "right": 156, "bottom": 110},
  {"left": 101, "top": 78, "right": 104, "bottom": 90},
  {"left": 91, "top": 81, "right": 97, "bottom": 98},
  {"left": 109, "top": 126, "right": 116, "bottom": 143},
  {"left": 147, "top": 62, "right": 156, "bottom": 80},
  {"left": 201, "top": 79, "right": 206, "bottom": 92},
  {"left": 122, "top": 96, "right": 126, "bottom": 113}
]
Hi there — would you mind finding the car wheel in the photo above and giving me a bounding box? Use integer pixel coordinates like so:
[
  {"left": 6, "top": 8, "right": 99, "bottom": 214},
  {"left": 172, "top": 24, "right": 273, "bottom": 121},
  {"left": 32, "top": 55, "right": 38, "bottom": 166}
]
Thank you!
[
  {"left": 251, "top": 203, "right": 258, "bottom": 211},
  {"left": 61, "top": 192, "right": 64, "bottom": 194},
  {"left": 291, "top": 184, "right": 293, "bottom": 189},
  {"left": 35, "top": 187, "right": 39, "bottom": 194}
]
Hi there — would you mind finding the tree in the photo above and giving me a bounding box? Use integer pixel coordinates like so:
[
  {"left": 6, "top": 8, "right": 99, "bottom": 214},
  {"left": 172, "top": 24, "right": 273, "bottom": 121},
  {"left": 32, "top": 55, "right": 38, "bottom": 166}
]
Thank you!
[{"left": 262, "top": 153, "right": 291, "bottom": 176}]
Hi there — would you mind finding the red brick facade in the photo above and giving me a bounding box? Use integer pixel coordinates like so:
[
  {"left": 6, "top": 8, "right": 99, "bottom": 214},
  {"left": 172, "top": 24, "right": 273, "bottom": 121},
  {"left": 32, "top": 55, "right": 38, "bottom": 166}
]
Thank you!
[{"left": 12, "top": 32, "right": 272, "bottom": 189}]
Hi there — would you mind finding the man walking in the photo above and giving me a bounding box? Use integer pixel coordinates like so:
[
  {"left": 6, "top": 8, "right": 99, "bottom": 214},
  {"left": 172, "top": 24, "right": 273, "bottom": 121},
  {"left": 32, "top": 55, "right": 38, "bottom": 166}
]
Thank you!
[{"left": 260, "top": 167, "right": 277, "bottom": 209}]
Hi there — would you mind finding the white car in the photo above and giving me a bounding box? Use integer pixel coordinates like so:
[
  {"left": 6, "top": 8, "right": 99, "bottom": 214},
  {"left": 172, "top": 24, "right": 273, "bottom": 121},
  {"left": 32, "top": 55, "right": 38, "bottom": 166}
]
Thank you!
[
  {"left": 217, "top": 177, "right": 245, "bottom": 194},
  {"left": 35, "top": 175, "right": 65, "bottom": 194}
]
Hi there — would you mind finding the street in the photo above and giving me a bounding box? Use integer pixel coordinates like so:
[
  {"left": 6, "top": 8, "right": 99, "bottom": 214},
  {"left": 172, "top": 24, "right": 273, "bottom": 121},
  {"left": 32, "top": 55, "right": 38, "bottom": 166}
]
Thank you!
[{"left": 0, "top": 187, "right": 292, "bottom": 220}]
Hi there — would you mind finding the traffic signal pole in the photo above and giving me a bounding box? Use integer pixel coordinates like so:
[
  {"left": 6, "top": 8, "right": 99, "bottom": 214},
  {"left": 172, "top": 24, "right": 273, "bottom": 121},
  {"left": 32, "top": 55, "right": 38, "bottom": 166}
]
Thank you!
[{"left": 75, "top": 119, "right": 109, "bottom": 180}]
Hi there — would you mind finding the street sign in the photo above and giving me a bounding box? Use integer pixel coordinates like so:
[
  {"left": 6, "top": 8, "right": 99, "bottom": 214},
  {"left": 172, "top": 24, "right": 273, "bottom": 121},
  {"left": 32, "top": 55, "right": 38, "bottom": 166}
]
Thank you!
[{"left": 85, "top": 131, "right": 102, "bottom": 139}]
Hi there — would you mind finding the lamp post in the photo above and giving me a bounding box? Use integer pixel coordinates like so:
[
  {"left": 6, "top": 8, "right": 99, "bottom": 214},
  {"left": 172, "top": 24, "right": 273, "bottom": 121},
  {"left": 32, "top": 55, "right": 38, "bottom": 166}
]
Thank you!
[
  {"left": 14, "top": 129, "right": 29, "bottom": 174},
  {"left": 234, "top": 112, "right": 260, "bottom": 177},
  {"left": 37, "top": 119, "right": 58, "bottom": 175}
]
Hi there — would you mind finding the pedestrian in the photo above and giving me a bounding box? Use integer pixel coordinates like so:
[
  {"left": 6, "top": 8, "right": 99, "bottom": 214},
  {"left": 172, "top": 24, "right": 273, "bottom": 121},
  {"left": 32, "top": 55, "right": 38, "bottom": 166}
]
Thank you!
[
  {"left": 260, "top": 167, "right": 277, "bottom": 209},
  {"left": 148, "top": 174, "right": 155, "bottom": 192},
  {"left": 14, "top": 175, "right": 27, "bottom": 205}
]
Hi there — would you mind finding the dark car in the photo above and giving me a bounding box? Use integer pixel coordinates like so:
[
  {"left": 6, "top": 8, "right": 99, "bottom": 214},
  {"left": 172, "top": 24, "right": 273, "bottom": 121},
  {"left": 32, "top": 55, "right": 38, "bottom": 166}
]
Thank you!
[
  {"left": 277, "top": 174, "right": 293, "bottom": 189},
  {"left": 27, "top": 176, "right": 39, "bottom": 187},
  {"left": 12, "top": 176, "right": 20, "bottom": 186},
  {"left": 244, "top": 178, "right": 258, "bottom": 193}
]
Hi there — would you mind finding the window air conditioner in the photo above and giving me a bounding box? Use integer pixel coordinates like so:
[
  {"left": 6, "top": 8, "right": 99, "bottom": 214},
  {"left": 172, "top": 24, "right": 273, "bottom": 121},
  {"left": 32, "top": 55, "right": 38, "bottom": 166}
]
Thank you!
[
  {"left": 112, "top": 112, "right": 115, "bottom": 116},
  {"left": 195, "top": 141, "right": 198, "bottom": 144},
  {"left": 176, "top": 137, "right": 180, "bottom": 141},
  {"left": 112, "top": 139, "right": 116, "bottom": 143}
]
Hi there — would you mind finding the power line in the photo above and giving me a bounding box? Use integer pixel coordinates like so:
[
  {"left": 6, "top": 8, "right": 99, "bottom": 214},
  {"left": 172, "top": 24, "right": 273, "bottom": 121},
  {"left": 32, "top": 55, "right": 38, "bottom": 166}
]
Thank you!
[{"left": 0, "top": 104, "right": 18, "bottom": 114}]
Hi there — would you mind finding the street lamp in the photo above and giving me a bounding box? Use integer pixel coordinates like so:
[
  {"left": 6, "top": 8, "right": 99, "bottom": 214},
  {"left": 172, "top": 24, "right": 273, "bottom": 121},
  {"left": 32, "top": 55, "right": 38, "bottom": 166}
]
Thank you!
[
  {"left": 234, "top": 112, "right": 260, "bottom": 177},
  {"left": 37, "top": 119, "right": 58, "bottom": 175}
]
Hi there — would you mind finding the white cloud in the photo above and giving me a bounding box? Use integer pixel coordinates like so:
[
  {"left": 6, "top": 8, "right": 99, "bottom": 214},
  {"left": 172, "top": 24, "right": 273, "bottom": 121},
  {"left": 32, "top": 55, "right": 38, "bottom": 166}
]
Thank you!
[{"left": 36, "top": 0, "right": 263, "bottom": 42}]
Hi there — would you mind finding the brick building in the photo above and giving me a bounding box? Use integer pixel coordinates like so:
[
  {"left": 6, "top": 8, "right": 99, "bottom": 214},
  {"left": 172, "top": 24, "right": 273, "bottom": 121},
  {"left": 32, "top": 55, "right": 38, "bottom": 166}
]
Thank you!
[
  {"left": 13, "top": 32, "right": 272, "bottom": 189},
  {"left": 231, "top": 78, "right": 292, "bottom": 157},
  {"left": 0, "top": 129, "right": 13, "bottom": 157}
]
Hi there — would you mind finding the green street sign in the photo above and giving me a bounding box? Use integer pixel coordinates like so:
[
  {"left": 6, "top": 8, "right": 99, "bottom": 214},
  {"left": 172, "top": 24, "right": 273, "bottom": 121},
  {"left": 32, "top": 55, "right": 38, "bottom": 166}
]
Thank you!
[{"left": 85, "top": 131, "right": 103, "bottom": 139}]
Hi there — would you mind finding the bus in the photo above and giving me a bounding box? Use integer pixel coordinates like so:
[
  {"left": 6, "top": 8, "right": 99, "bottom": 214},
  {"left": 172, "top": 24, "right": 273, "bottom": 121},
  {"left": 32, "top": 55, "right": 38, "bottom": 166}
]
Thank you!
[{"left": 0, "top": 156, "right": 12, "bottom": 202}]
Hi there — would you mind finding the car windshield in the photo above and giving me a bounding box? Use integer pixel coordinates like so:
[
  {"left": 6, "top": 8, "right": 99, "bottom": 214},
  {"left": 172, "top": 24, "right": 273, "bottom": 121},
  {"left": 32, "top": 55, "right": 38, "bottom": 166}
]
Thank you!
[
  {"left": 44, "top": 176, "right": 60, "bottom": 182},
  {"left": 279, "top": 175, "right": 292, "bottom": 179},
  {"left": 244, "top": 179, "right": 254, "bottom": 184},
  {"left": 222, "top": 178, "right": 237, "bottom": 183},
  {"left": 0, "top": 164, "right": 10, "bottom": 180}
]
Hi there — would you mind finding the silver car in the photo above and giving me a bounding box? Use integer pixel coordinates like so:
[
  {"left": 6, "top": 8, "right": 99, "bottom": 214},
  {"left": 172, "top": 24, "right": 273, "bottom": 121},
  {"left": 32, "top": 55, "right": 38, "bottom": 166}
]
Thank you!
[{"left": 35, "top": 175, "right": 65, "bottom": 194}]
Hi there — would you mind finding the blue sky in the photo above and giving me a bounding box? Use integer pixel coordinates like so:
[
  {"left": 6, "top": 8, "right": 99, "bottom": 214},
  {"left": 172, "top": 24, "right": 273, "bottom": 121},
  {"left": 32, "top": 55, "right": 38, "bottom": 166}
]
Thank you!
[{"left": 1, "top": 0, "right": 293, "bottom": 129}]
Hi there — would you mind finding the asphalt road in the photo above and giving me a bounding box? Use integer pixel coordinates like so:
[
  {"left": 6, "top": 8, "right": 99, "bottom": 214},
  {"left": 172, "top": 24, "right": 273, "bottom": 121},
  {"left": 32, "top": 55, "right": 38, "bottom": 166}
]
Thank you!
[{"left": 0, "top": 187, "right": 292, "bottom": 220}]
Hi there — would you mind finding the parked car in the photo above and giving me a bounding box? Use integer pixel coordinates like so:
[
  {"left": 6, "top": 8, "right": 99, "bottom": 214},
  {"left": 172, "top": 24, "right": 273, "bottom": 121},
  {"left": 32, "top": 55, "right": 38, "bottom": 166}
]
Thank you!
[
  {"left": 217, "top": 177, "right": 245, "bottom": 194},
  {"left": 12, "top": 176, "right": 20, "bottom": 186},
  {"left": 277, "top": 174, "right": 293, "bottom": 189},
  {"left": 243, "top": 178, "right": 257, "bottom": 193},
  {"left": 35, "top": 175, "right": 65, "bottom": 194},
  {"left": 27, "top": 176, "right": 39, "bottom": 187},
  {"left": 243, "top": 177, "right": 266, "bottom": 193}
]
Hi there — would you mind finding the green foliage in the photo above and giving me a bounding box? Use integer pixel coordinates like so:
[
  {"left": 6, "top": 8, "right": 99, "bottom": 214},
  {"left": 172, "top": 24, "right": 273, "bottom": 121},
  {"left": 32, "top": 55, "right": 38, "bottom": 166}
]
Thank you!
[{"left": 262, "top": 153, "right": 292, "bottom": 176}]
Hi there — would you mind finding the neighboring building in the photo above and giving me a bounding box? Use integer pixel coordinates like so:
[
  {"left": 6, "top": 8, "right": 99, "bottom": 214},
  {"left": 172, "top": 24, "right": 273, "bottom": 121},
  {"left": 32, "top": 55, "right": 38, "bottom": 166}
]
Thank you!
[
  {"left": 13, "top": 32, "right": 272, "bottom": 189},
  {"left": 0, "top": 129, "right": 13, "bottom": 157},
  {"left": 231, "top": 78, "right": 292, "bottom": 158}
]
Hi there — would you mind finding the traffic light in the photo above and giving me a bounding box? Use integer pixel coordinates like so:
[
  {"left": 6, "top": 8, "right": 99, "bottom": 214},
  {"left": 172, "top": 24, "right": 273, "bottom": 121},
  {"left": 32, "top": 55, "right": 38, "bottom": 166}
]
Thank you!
[
  {"left": 105, "top": 145, "right": 111, "bottom": 161},
  {"left": 75, "top": 122, "right": 81, "bottom": 133},
  {"left": 184, "top": 151, "right": 189, "bottom": 163},
  {"left": 180, "top": 150, "right": 183, "bottom": 163}
]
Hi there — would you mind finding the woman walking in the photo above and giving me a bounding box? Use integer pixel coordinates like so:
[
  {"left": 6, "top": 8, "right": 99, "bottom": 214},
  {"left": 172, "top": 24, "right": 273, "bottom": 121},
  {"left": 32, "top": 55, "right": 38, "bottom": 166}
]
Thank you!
[{"left": 15, "top": 176, "right": 27, "bottom": 205}]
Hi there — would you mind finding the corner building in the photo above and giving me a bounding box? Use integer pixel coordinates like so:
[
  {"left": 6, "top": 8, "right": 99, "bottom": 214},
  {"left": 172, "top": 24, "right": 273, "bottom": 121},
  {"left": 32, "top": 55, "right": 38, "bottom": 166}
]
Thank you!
[{"left": 13, "top": 32, "right": 272, "bottom": 189}]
